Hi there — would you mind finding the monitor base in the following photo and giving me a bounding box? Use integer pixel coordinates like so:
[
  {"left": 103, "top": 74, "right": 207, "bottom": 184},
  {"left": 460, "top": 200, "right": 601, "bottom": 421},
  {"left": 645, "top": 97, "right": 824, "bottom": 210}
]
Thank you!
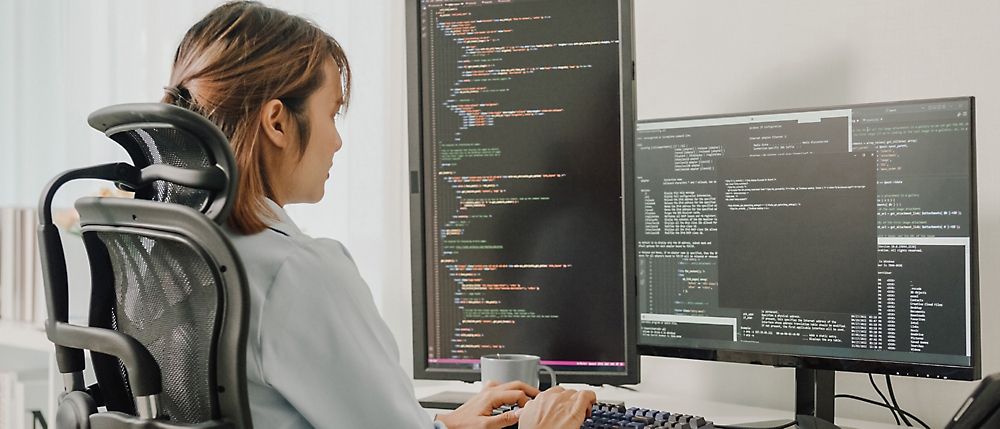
[{"left": 728, "top": 417, "right": 848, "bottom": 429}]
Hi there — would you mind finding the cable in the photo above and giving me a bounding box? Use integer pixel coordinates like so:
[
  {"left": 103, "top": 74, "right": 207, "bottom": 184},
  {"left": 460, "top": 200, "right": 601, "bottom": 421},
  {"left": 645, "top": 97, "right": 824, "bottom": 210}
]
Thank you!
[
  {"left": 716, "top": 421, "right": 797, "bottom": 429},
  {"left": 835, "top": 394, "right": 929, "bottom": 429},
  {"left": 869, "top": 373, "right": 901, "bottom": 425},
  {"left": 885, "top": 375, "right": 913, "bottom": 427}
]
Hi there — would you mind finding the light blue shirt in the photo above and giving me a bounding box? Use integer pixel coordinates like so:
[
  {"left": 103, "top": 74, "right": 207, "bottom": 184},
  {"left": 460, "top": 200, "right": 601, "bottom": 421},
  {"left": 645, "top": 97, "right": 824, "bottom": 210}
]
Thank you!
[{"left": 225, "top": 200, "right": 446, "bottom": 429}]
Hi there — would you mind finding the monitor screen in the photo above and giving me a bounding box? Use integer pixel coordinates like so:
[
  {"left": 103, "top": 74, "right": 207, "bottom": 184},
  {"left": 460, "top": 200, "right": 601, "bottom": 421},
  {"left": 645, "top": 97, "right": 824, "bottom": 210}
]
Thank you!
[
  {"left": 407, "top": 0, "right": 638, "bottom": 384},
  {"left": 635, "top": 97, "right": 979, "bottom": 380}
]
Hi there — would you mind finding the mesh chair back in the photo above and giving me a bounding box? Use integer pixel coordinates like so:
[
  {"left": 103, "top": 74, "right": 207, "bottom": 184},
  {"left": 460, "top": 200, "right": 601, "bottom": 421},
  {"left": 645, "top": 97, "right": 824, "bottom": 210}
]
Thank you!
[
  {"left": 77, "top": 197, "right": 251, "bottom": 428},
  {"left": 111, "top": 127, "right": 214, "bottom": 210},
  {"left": 90, "top": 230, "right": 219, "bottom": 423}
]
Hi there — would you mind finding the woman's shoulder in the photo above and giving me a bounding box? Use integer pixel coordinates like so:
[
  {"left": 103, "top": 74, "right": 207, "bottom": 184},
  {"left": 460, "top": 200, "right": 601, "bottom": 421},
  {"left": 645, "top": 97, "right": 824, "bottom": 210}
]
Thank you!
[
  {"left": 226, "top": 227, "right": 300, "bottom": 263},
  {"left": 225, "top": 226, "right": 353, "bottom": 272}
]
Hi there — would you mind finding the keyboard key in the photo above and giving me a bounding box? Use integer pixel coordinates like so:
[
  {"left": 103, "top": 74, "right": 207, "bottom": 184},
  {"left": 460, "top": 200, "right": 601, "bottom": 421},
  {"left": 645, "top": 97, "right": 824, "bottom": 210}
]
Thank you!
[{"left": 632, "top": 416, "right": 655, "bottom": 425}]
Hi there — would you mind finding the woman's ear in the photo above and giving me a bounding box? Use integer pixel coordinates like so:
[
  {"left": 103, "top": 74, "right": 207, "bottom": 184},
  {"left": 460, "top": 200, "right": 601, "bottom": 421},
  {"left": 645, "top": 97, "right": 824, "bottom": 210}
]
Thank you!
[{"left": 260, "top": 99, "right": 290, "bottom": 149}]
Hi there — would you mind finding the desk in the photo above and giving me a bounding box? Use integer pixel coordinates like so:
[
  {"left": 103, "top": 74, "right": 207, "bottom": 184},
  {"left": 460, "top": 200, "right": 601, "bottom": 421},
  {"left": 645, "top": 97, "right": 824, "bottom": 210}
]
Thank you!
[{"left": 414, "top": 380, "right": 903, "bottom": 429}]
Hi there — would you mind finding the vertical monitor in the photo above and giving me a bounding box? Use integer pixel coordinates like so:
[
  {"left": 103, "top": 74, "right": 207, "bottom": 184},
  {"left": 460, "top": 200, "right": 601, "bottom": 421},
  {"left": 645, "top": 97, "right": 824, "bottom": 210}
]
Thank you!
[
  {"left": 635, "top": 97, "right": 979, "bottom": 380},
  {"left": 407, "top": 0, "right": 638, "bottom": 384}
]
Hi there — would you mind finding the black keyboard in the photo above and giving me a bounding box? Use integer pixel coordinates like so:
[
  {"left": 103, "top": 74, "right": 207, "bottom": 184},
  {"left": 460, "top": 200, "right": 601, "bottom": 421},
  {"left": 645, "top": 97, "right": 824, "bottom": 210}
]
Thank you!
[{"left": 585, "top": 402, "right": 716, "bottom": 429}]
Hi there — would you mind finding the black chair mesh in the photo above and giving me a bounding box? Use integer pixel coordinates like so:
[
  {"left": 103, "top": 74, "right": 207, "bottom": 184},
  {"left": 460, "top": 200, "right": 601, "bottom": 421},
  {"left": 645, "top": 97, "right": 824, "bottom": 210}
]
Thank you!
[
  {"left": 94, "top": 230, "right": 220, "bottom": 424},
  {"left": 119, "top": 128, "right": 213, "bottom": 210}
]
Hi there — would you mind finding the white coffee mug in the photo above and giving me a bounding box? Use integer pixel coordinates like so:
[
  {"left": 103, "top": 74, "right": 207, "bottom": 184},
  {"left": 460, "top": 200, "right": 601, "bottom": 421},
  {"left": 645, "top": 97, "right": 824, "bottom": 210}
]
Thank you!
[{"left": 480, "top": 354, "right": 557, "bottom": 389}]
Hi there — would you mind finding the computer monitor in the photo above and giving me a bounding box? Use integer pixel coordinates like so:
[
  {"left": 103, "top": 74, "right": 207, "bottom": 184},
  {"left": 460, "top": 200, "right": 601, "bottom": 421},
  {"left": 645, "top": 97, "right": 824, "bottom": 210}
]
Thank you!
[
  {"left": 635, "top": 97, "right": 979, "bottom": 418},
  {"left": 406, "top": 0, "right": 638, "bottom": 385}
]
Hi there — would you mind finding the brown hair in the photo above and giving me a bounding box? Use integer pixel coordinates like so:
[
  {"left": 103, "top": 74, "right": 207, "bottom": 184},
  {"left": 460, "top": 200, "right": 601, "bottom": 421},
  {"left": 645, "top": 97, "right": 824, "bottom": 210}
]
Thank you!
[{"left": 162, "top": 1, "right": 351, "bottom": 234}]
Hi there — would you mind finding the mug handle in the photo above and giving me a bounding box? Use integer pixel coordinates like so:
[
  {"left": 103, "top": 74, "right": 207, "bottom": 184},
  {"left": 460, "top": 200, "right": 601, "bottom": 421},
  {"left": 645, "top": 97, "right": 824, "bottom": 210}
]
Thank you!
[{"left": 539, "top": 365, "right": 557, "bottom": 387}]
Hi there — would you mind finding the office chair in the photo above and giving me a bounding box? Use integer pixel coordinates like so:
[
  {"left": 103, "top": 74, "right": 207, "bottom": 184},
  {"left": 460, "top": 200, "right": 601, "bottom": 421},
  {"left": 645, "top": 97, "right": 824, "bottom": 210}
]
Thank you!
[{"left": 38, "top": 103, "right": 252, "bottom": 428}]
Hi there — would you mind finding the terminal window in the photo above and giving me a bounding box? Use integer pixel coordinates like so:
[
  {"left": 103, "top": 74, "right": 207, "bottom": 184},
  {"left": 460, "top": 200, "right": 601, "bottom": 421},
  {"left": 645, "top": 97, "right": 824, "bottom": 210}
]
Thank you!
[{"left": 636, "top": 100, "right": 973, "bottom": 367}]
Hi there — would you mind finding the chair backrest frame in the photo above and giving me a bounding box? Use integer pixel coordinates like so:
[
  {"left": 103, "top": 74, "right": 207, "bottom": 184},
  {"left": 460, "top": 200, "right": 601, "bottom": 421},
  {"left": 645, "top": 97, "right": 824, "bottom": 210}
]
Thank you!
[{"left": 76, "top": 197, "right": 252, "bottom": 428}]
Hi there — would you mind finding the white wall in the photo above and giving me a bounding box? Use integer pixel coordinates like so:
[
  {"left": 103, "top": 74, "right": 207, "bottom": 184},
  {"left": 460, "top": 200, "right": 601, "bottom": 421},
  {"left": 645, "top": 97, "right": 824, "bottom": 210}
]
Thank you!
[
  {"left": 3, "top": 1, "right": 998, "bottom": 427},
  {"left": 0, "top": 0, "right": 413, "bottom": 347},
  {"left": 627, "top": 1, "right": 1000, "bottom": 427}
]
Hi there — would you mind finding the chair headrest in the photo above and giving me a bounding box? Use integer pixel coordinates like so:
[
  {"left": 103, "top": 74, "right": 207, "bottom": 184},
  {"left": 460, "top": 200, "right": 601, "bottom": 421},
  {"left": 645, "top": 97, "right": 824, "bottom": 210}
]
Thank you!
[{"left": 88, "top": 103, "right": 238, "bottom": 223}]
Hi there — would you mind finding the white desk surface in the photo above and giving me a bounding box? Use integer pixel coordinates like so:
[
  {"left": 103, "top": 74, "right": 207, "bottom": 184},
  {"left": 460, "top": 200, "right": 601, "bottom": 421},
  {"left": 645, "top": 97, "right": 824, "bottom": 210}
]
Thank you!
[{"left": 414, "top": 380, "right": 904, "bottom": 429}]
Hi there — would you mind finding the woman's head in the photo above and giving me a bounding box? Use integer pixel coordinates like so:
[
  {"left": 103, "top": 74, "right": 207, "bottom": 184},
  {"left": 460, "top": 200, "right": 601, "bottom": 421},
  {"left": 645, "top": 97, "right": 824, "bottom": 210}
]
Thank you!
[{"left": 163, "top": 1, "right": 351, "bottom": 234}]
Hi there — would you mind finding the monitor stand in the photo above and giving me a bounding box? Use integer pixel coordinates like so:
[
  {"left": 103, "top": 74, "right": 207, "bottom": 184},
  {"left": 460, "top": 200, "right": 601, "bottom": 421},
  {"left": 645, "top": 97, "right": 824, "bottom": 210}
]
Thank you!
[
  {"left": 795, "top": 368, "right": 835, "bottom": 423},
  {"left": 733, "top": 369, "right": 842, "bottom": 429}
]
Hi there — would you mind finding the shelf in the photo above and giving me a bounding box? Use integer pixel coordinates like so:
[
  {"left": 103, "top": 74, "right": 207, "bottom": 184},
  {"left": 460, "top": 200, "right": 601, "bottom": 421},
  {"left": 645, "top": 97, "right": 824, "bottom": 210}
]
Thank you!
[
  {"left": 0, "top": 322, "right": 51, "bottom": 353},
  {"left": 0, "top": 322, "right": 58, "bottom": 429}
]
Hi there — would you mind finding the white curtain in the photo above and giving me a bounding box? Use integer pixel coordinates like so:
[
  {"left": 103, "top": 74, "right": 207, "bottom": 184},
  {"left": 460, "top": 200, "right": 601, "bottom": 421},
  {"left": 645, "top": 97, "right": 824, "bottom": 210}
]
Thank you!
[{"left": 0, "top": 0, "right": 413, "bottom": 365}]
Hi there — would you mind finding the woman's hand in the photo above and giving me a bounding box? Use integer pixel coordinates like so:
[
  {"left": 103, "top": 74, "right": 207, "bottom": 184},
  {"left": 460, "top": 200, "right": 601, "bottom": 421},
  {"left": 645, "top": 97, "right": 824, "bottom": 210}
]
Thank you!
[
  {"left": 517, "top": 386, "right": 597, "bottom": 429},
  {"left": 435, "top": 380, "right": 540, "bottom": 429}
]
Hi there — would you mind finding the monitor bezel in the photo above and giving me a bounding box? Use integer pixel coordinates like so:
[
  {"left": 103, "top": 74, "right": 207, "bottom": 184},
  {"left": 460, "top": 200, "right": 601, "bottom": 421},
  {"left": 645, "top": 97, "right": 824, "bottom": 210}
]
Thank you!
[
  {"left": 635, "top": 96, "right": 980, "bottom": 381},
  {"left": 407, "top": 0, "right": 640, "bottom": 384}
]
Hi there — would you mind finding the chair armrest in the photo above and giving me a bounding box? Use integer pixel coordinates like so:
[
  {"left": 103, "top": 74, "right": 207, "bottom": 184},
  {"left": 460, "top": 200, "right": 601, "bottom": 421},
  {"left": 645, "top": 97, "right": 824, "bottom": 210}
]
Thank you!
[{"left": 48, "top": 321, "right": 163, "bottom": 397}]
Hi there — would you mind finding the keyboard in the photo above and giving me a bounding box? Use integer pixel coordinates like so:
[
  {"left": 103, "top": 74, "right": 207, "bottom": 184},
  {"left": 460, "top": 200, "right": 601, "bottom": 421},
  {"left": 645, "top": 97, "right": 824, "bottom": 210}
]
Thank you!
[{"left": 585, "top": 402, "right": 716, "bottom": 429}]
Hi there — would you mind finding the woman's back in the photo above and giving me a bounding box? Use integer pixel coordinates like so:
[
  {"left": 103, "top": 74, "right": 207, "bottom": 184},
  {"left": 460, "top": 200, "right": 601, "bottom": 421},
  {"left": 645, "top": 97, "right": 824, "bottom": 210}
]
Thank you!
[{"left": 226, "top": 199, "right": 434, "bottom": 428}]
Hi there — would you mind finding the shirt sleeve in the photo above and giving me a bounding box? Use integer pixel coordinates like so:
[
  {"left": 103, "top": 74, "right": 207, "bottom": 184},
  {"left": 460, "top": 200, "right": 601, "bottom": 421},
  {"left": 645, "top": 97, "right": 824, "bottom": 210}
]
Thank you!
[{"left": 257, "top": 238, "right": 436, "bottom": 429}]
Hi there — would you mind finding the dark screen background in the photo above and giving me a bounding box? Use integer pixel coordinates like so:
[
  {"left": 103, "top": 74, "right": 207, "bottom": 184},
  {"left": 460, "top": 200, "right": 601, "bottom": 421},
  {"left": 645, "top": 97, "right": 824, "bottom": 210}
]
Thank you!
[
  {"left": 418, "top": 0, "right": 627, "bottom": 371},
  {"left": 635, "top": 99, "right": 973, "bottom": 368}
]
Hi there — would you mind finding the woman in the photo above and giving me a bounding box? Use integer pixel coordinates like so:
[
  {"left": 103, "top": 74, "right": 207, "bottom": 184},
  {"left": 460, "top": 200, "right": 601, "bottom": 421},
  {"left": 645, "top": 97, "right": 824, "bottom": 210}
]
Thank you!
[{"left": 161, "top": 2, "right": 596, "bottom": 428}]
